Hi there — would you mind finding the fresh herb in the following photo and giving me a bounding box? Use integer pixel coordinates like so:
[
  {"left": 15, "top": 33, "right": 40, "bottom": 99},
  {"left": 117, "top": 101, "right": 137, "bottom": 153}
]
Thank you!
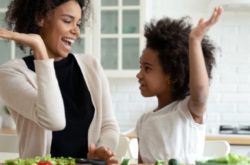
[
  {"left": 198, "top": 153, "right": 250, "bottom": 164},
  {"left": 155, "top": 160, "right": 165, "bottom": 165},
  {"left": 4, "top": 155, "right": 75, "bottom": 165}
]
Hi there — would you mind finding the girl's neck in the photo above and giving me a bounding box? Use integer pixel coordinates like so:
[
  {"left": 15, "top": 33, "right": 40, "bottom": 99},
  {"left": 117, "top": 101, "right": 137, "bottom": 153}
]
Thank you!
[{"left": 156, "top": 95, "right": 174, "bottom": 111}]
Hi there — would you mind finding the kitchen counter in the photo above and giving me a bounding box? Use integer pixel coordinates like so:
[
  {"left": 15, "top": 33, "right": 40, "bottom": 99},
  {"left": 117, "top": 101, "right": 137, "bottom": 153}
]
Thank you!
[
  {"left": 0, "top": 128, "right": 16, "bottom": 135},
  {"left": 4, "top": 128, "right": 248, "bottom": 145},
  {"left": 127, "top": 131, "right": 250, "bottom": 146},
  {"left": 206, "top": 134, "right": 250, "bottom": 145}
]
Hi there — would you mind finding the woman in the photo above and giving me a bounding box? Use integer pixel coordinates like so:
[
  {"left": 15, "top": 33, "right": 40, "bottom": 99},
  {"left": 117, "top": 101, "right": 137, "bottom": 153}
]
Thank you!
[{"left": 0, "top": 0, "right": 119, "bottom": 163}]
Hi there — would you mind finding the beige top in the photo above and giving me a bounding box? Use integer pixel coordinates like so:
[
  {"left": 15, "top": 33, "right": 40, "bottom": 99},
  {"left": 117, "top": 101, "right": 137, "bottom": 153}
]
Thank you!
[{"left": 0, "top": 54, "right": 119, "bottom": 158}]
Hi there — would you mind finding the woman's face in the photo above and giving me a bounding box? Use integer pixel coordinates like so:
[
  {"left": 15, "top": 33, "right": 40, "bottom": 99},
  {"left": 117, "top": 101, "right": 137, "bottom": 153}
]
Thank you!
[{"left": 39, "top": 0, "right": 82, "bottom": 60}]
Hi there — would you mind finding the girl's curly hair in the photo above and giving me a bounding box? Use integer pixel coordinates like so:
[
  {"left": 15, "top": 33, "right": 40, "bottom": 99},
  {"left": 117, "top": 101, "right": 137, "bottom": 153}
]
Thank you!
[
  {"left": 5, "top": 0, "right": 90, "bottom": 51},
  {"left": 144, "top": 17, "right": 216, "bottom": 101}
]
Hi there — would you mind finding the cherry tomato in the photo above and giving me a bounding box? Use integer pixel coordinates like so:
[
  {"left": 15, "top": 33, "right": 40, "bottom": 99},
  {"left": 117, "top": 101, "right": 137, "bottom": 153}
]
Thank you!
[{"left": 37, "top": 161, "right": 53, "bottom": 165}]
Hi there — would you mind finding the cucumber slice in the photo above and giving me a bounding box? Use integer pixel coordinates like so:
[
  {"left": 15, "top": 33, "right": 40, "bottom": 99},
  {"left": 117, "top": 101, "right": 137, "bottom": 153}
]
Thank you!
[
  {"left": 121, "top": 158, "right": 130, "bottom": 165},
  {"left": 168, "top": 158, "right": 178, "bottom": 165},
  {"left": 155, "top": 160, "right": 165, "bottom": 165}
]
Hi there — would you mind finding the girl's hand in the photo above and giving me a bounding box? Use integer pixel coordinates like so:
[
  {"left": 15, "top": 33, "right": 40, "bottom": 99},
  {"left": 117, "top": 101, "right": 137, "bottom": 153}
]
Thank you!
[
  {"left": 189, "top": 6, "right": 223, "bottom": 42},
  {"left": 87, "top": 144, "right": 119, "bottom": 165},
  {"left": 0, "top": 28, "right": 48, "bottom": 60}
]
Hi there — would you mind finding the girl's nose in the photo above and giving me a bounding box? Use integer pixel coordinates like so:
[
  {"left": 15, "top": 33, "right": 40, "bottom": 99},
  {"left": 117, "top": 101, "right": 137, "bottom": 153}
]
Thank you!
[{"left": 136, "top": 70, "right": 142, "bottom": 79}]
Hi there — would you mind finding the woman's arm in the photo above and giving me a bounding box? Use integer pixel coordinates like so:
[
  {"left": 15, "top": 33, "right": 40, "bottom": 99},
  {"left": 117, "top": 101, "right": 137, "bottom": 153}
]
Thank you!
[
  {"left": 86, "top": 57, "right": 119, "bottom": 164},
  {"left": 138, "top": 139, "right": 143, "bottom": 163},
  {"left": 0, "top": 28, "right": 48, "bottom": 60},
  {"left": 188, "top": 7, "right": 223, "bottom": 123},
  {"left": 0, "top": 28, "right": 65, "bottom": 130}
]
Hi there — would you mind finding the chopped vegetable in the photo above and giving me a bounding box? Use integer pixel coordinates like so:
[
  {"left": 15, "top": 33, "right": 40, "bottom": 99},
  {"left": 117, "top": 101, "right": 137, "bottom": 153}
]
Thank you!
[
  {"left": 121, "top": 158, "right": 130, "bottom": 165},
  {"left": 37, "top": 161, "right": 53, "bottom": 165},
  {"left": 4, "top": 155, "right": 75, "bottom": 165},
  {"left": 168, "top": 158, "right": 178, "bottom": 165},
  {"left": 197, "top": 153, "right": 250, "bottom": 164},
  {"left": 155, "top": 159, "right": 165, "bottom": 165}
]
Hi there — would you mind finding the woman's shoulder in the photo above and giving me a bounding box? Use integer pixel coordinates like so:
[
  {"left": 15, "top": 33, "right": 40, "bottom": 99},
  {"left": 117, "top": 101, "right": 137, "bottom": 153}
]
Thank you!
[
  {"left": 0, "top": 58, "right": 26, "bottom": 71},
  {"left": 73, "top": 53, "right": 96, "bottom": 62},
  {"left": 0, "top": 59, "right": 29, "bottom": 81},
  {"left": 73, "top": 53, "right": 101, "bottom": 70}
]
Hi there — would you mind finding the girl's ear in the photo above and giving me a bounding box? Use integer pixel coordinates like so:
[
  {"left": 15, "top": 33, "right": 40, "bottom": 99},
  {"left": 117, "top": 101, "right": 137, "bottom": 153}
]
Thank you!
[{"left": 36, "top": 16, "right": 45, "bottom": 27}]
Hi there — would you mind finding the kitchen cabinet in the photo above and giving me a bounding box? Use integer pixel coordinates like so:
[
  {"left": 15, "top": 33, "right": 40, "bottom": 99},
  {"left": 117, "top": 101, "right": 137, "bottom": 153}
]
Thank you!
[
  {"left": 0, "top": 0, "right": 145, "bottom": 77},
  {"left": 0, "top": 128, "right": 18, "bottom": 152},
  {"left": 230, "top": 145, "right": 250, "bottom": 156},
  {"left": 97, "top": 0, "right": 145, "bottom": 77}
]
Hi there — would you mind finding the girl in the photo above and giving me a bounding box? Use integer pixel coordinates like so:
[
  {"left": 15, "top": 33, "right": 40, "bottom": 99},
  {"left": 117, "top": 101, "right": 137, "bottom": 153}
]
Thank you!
[{"left": 136, "top": 7, "right": 223, "bottom": 164}]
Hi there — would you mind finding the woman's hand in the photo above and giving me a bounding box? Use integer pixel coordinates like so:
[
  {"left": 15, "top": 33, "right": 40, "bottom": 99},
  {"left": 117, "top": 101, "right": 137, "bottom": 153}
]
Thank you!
[
  {"left": 87, "top": 144, "right": 119, "bottom": 165},
  {"left": 189, "top": 6, "right": 223, "bottom": 42},
  {"left": 0, "top": 28, "right": 48, "bottom": 60}
]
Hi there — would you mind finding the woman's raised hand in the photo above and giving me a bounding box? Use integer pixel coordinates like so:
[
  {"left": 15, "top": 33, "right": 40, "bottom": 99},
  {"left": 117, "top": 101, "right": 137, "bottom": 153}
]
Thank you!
[
  {"left": 190, "top": 6, "right": 223, "bottom": 42},
  {"left": 0, "top": 28, "right": 48, "bottom": 60}
]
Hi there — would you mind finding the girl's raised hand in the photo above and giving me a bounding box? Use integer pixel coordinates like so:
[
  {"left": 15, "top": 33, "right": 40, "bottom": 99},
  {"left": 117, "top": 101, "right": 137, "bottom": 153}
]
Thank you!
[
  {"left": 190, "top": 6, "right": 223, "bottom": 42},
  {"left": 0, "top": 28, "right": 48, "bottom": 60}
]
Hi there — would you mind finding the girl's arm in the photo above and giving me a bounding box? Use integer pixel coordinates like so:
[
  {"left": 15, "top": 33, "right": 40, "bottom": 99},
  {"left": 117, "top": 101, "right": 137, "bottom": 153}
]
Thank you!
[{"left": 188, "top": 7, "right": 223, "bottom": 123}]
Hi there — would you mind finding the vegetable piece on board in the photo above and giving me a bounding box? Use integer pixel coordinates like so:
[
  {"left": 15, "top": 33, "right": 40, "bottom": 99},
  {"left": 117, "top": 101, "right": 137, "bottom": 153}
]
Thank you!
[
  {"left": 168, "top": 158, "right": 178, "bottom": 165},
  {"left": 37, "top": 161, "right": 54, "bottom": 165},
  {"left": 121, "top": 158, "right": 130, "bottom": 165},
  {"left": 155, "top": 160, "right": 165, "bottom": 165}
]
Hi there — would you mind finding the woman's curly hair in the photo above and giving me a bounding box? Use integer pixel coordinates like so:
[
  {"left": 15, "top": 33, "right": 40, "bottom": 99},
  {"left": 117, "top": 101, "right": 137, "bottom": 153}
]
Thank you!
[
  {"left": 144, "top": 17, "right": 216, "bottom": 101},
  {"left": 5, "top": 0, "right": 90, "bottom": 51}
]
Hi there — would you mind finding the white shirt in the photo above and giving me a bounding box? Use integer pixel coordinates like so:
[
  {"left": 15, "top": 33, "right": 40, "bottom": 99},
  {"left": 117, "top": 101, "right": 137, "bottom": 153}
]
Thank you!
[{"left": 136, "top": 96, "right": 205, "bottom": 164}]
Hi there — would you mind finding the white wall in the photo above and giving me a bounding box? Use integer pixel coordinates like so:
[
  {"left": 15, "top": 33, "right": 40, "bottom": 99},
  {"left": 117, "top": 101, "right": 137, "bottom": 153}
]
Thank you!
[{"left": 110, "top": 0, "right": 250, "bottom": 134}]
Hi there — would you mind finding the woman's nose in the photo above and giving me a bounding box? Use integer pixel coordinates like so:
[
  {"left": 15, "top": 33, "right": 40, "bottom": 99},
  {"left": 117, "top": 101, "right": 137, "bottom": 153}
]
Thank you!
[{"left": 71, "top": 25, "right": 80, "bottom": 36}]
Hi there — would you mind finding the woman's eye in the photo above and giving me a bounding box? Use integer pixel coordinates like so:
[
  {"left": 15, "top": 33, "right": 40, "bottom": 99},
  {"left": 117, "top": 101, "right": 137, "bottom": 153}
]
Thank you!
[
  {"left": 63, "top": 20, "right": 71, "bottom": 24},
  {"left": 77, "top": 23, "right": 82, "bottom": 28}
]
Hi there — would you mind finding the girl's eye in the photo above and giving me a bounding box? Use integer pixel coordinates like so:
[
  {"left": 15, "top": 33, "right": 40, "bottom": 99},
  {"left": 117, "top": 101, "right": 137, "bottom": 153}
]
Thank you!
[{"left": 144, "top": 66, "right": 151, "bottom": 72}]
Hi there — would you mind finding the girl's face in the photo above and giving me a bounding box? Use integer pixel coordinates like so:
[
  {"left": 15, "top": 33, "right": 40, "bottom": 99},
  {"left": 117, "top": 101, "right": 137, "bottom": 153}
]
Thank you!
[
  {"left": 38, "top": 0, "right": 82, "bottom": 60},
  {"left": 136, "top": 48, "right": 172, "bottom": 98}
]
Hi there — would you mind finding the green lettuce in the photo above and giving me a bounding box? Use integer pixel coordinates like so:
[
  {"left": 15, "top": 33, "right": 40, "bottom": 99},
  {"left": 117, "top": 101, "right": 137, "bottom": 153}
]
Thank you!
[{"left": 4, "top": 155, "right": 75, "bottom": 165}]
